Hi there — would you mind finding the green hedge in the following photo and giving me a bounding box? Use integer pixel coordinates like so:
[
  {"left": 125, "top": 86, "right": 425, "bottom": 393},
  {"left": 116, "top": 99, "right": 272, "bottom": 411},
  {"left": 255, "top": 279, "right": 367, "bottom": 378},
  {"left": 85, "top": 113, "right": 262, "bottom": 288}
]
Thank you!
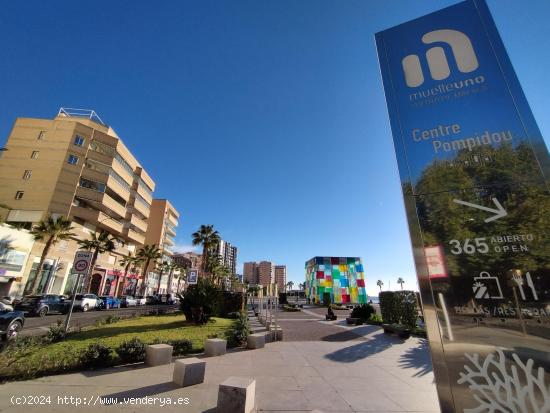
[{"left": 379, "top": 290, "right": 418, "bottom": 329}]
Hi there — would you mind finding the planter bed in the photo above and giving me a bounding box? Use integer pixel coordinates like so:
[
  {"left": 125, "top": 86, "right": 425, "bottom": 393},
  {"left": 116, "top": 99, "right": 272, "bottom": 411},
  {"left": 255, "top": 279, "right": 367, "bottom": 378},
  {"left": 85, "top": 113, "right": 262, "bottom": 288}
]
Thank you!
[{"left": 382, "top": 323, "right": 411, "bottom": 339}]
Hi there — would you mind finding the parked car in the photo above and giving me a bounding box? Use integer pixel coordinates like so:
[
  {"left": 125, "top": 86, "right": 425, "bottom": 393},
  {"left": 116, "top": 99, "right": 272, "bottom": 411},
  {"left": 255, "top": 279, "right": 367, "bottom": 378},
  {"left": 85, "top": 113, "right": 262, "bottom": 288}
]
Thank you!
[
  {"left": 97, "top": 296, "right": 121, "bottom": 310},
  {"left": 14, "top": 294, "right": 69, "bottom": 317},
  {"left": 145, "top": 295, "right": 157, "bottom": 305},
  {"left": 156, "top": 294, "right": 175, "bottom": 305},
  {"left": 0, "top": 302, "right": 25, "bottom": 341},
  {"left": 120, "top": 296, "right": 138, "bottom": 307},
  {"left": 70, "top": 294, "right": 99, "bottom": 312},
  {"left": 134, "top": 295, "right": 147, "bottom": 306}
]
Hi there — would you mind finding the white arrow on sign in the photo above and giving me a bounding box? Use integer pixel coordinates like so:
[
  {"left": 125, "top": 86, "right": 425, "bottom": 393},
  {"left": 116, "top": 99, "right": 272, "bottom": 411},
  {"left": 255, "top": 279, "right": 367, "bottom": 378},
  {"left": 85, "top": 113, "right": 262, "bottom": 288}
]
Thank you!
[{"left": 453, "top": 197, "right": 507, "bottom": 223}]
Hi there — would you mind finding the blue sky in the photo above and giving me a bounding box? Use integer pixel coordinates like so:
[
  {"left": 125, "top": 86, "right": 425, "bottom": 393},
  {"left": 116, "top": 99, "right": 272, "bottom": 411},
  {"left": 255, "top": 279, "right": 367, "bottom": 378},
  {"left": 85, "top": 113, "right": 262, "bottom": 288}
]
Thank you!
[{"left": 1, "top": 0, "right": 549, "bottom": 295}]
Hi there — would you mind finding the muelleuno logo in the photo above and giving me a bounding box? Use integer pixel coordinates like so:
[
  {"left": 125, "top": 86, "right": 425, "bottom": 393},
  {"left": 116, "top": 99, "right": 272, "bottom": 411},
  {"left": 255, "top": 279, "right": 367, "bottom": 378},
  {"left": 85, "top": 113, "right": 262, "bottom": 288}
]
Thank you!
[{"left": 402, "top": 29, "right": 479, "bottom": 87}]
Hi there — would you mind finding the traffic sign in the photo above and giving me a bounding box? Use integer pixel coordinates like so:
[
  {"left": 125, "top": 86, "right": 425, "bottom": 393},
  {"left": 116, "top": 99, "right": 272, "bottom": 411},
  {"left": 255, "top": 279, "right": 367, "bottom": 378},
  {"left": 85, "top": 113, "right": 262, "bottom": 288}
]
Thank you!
[
  {"left": 73, "top": 250, "right": 93, "bottom": 275},
  {"left": 187, "top": 269, "right": 198, "bottom": 284}
]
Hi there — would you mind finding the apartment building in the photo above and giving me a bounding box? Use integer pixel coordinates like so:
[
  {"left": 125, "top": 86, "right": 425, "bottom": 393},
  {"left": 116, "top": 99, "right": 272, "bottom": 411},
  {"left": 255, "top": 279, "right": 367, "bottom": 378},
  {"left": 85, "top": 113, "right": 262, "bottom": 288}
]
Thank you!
[
  {"left": 215, "top": 239, "right": 238, "bottom": 274},
  {"left": 274, "top": 265, "right": 287, "bottom": 292},
  {"left": 243, "top": 262, "right": 259, "bottom": 285},
  {"left": 173, "top": 251, "right": 202, "bottom": 272},
  {"left": 144, "top": 199, "right": 179, "bottom": 293},
  {"left": 0, "top": 108, "right": 155, "bottom": 296},
  {"left": 244, "top": 260, "right": 285, "bottom": 288}
]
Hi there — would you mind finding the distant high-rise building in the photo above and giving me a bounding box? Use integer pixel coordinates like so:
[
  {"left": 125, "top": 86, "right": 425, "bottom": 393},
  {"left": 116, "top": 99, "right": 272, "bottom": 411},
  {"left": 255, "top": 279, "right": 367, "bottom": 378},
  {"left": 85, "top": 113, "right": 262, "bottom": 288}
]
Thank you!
[
  {"left": 215, "top": 239, "right": 238, "bottom": 274},
  {"left": 258, "top": 261, "right": 275, "bottom": 286},
  {"left": 244, "top": 260, "right": 285, "bottom": 288},
  {"left": 243, "top": 262, "right": 259, "bottom": 285},
  {"left": 274, "top": 265, "right": 287, "bottom": 291}
]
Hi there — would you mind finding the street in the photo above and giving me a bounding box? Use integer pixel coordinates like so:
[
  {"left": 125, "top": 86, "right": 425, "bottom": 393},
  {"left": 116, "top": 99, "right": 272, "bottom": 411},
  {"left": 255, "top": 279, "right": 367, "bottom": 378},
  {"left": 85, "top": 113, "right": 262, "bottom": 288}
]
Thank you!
[{"left": 20, "top": 304, "right": 179, "bottom": 337}]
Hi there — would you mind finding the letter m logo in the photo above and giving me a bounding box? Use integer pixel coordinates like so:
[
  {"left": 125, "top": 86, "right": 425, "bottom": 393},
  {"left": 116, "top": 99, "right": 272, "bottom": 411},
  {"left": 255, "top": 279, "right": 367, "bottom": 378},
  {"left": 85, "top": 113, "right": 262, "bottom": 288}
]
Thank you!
[{"left": 402, "top": 29, "right": 479, "bottom": 87}]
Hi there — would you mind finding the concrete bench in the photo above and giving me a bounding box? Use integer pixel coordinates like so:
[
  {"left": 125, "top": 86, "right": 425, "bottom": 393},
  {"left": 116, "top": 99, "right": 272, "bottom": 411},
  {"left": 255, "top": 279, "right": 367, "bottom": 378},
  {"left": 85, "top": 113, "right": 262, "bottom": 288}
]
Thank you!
[
  {"left": 172, "top": 357, "right": 206, "bottom": 387},
  {"left": 246, "top": 333, "right": 265, "bottom": 349},
  {"left": 205, "top": 338, "right": 227, "bottom": 357},
  {"left": 264, "top": 331, "right": 273, "bottom": 343},
  {"left": 274, "top": 327, "right": 283, "bottom": 341},
  {"left": 217, "top": 377, "right": 255, "bottom": 413},
  {"left": 145, "top": 344, "right": 173, "bottom": 366}
]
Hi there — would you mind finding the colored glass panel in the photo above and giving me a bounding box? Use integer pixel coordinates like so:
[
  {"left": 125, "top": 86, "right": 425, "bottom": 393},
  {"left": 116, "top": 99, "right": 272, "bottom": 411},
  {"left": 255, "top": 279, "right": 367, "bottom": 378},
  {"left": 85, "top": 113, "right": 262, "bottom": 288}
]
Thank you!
[
  {"left": 316, "top": 271, "right": 324, "bottom": 279},
  {"left": 357, "top": 279, "right": 365, "bottom": 287}
]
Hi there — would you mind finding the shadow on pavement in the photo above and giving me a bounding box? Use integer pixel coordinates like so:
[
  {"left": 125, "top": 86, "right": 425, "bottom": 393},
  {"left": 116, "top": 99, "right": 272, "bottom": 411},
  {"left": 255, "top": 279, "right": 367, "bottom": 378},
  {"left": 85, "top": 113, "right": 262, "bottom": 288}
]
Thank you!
[
  {"left": 80, "top": 363, "right": 150, "bottom": 378},
  {"left": 324, "top": 333, "right": 401, "bottom": 362},
  {"left": 398, "top": 339, "right": 433, "bottom": 377},
  {"left": 101, "top": 381, "right": 178, "bottom": 403}
]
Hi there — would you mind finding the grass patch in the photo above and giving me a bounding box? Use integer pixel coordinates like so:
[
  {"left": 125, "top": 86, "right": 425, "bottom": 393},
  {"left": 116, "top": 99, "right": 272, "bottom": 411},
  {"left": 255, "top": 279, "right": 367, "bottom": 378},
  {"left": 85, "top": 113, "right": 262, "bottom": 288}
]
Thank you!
[{"left": 0, "top": 313, "right": 232, "bottom": 382}]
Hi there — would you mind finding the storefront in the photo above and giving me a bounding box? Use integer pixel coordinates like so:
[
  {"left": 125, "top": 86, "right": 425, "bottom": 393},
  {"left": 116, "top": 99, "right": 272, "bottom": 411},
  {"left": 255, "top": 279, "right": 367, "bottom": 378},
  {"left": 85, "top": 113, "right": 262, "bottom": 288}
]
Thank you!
[{"left": 0, "top": 224, "right": 36, "bottom": 297}]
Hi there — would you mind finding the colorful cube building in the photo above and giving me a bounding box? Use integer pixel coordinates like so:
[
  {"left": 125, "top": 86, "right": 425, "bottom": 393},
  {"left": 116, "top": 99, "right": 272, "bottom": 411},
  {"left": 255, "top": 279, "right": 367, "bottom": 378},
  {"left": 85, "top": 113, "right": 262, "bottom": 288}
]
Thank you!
[{"left": 305, "top": 257, "right": 367, "bottom": 304}]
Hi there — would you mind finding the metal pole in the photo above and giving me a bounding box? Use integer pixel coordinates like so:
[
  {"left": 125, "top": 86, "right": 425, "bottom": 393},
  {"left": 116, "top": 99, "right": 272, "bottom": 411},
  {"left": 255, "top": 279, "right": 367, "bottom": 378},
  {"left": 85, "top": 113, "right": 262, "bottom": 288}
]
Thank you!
[
  {"left": 274, "top": 295, "right": 278, "bottom": 342},
  {"left": 64, "top": 272, "right": 83, "bottom": 334}
]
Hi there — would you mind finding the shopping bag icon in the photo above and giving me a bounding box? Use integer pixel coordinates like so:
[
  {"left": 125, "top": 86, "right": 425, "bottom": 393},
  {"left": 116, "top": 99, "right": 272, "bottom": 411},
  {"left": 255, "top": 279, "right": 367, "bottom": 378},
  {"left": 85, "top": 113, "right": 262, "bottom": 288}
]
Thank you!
[{"left": 472, "top": 271, "right": 503, "bottom": 299}]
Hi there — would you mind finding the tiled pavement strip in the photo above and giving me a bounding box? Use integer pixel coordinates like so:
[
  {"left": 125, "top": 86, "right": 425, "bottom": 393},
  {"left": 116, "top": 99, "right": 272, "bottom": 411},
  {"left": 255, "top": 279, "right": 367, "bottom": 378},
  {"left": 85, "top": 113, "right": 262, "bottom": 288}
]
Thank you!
[{"left": 0, "top": 307, "right": 440, "bottom": 413}]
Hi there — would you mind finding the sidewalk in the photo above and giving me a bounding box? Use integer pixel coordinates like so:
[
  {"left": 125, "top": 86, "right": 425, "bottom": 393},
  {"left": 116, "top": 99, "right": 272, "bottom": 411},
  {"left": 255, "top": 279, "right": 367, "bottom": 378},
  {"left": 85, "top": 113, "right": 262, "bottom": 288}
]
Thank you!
[{"left": 0, "top": 311, "right": 440, "bottom": 412}]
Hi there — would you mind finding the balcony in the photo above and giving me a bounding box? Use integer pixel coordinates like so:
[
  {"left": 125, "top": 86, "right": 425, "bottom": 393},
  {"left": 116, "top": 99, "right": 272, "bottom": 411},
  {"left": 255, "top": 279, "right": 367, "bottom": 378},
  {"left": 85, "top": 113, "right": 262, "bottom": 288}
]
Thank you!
[
  {"left": 135, "top": 183, "right": 153, "bottom": 204},
  {"left": 106, "top": 174, "right": 131, "bottom": 202},
  {"left": 164, "top": 236, "right": 175, "bottom": 246},
  {"left": 131, "top": 194, "right": 150, "bottom": 218},
  {"left": 163, "top": 245, "right": 174, "bottom": 256},
  {"left": 130, "top": 214, "right": 147, "bottom": 233},
  {"left": 71, "top": 206, "right": 124, "bottom": 234},
  {"left": 167, "top": 213, "right": 178, "bottom": 227},
  {"left": 126, "top": 228, "right": 145, "bottom": 245},
  {"left": 75, "top": 187, "right": 127, "bottom": 218},
  {"left": 165, "top": 224, "right": 176, "bottom": 237}
]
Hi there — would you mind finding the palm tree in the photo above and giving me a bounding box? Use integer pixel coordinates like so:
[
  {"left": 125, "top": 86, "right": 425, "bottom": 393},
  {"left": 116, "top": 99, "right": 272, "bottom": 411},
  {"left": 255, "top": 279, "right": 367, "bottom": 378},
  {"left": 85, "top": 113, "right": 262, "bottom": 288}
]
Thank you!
[
  {"left": 78, "top": 230, "right": 118, "bottom": 293},
  {"left": 191, "top": 225, "right": 220, "bottom": 273},
  {"left": 175, "top": 267, "right": 187, "bottom": 294},
  {"left": 155, "top": 260, "right": 170, "bottom": 294},
  {"left": 286, "top": 281, "right": 294, "bottom": 292},
  {"left": 377, "top": 279, "right": 384, "bottom": 291},
  {"left": 136, "top": 244, "right": 161, "bottom": 295},
  {"left": 165, "top": 262, "right": 179, "bottom": 295},
  {"left": 397, "top": 277, "right": 405, "bottom": 290},
  {"left": 28, "top": 216, "right": 75, "bottom": 293},
  {"left": 117, "top": 252, "right": 142, "bottom": 297}
]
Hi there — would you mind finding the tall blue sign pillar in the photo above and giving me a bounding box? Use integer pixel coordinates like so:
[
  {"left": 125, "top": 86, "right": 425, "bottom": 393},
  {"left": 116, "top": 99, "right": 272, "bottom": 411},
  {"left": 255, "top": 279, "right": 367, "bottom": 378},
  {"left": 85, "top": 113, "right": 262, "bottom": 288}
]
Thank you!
[{"left": 376, "top": 1, "right": 550, "bottom": 411}]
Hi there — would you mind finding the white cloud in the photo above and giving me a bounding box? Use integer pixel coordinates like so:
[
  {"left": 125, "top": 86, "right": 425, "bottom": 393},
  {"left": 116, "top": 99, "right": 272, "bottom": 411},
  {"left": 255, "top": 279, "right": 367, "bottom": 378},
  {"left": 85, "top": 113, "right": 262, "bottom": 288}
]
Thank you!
[{"left": 172, "top": 243, "right": 199, "bottom": 254}]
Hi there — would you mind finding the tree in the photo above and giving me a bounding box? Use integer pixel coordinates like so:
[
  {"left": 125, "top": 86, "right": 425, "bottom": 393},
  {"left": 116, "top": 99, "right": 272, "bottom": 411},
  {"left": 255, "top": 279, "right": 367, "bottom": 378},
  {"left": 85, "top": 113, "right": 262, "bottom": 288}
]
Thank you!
[
  {"left": 286, "top": 281, "right": 294, "bottom": 292},
  {"left": 377, "top": 280, "right": 384, "bottom": 291},
  {"left": 136, "top": 244, "right": 161, "bottom": 295},
  {"left": 165, "top": 262, "right": 179, "bottom": 295},
  {"left": 117, "top": 252, "right": 142, "bottom": 297},
  {"left": 191, "top": 225, "right": 220, "bottom": 273},
  {"left": 155, "top": 260, "right": 170, "bottom": 294},
  {"left": 28, "top": 216, "right": 75, "bottom": 294},
  {"left": 174, "top": 265, "right": 187, "bottom": 294},
  {"left": 78, "top": 230, "right": 118, "bottom": 293},
  {"left": 397, "top": 277, "right": 405, "bottom": 290}
]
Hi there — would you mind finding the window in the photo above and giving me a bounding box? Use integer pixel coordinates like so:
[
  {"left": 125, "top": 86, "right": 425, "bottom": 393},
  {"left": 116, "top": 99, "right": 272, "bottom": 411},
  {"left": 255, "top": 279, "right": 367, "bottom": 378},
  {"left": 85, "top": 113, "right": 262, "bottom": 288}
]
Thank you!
[
  {"left": 15, "top": 191, "right": 24, "bottom": 200},
  {"left": 73, "top": 135, "right": 85, "bottom": 147},
  {"left": 37, "top": 131, "right": 45, "bottom": 140},
  {"left": 67, "top": 154, "right": 79, "bottom": 165},
  {"left": 31, "top": 151, "right": 39, "bottom": 159},
  {"left": 22, "top": 170, "right": 32, "bottom": 180}
]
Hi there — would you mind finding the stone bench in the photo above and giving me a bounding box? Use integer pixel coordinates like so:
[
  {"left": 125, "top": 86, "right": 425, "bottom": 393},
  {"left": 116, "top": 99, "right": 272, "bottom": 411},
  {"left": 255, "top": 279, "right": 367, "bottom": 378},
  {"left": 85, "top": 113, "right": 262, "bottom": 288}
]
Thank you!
[
  {"left": 217, "top": 377, "right": 255, "bottom": 413},
  {"left": 264, "top": 331, "right": 273, "bottom": 343},
  {"left": 145, "top": 344, "right": 173, "bottom": 366},
  {"left": 246, "top": 333, "right": 265, "bottom": 349},
  {"left": 172, "top": 357, "right": 206, "bottom": 387},
  {"left": 273, "top": 327, "right": 283, "bottom": 341},
  {"left": 205, "top": 338, "right": 227, "bottom": 357}
]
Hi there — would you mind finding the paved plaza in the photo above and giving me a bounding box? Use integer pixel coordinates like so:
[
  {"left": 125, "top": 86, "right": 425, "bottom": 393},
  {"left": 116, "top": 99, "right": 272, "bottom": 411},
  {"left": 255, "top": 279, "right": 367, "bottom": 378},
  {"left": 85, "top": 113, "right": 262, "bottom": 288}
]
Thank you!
[{"left": 0, "top": 309, "right": 440, "bottom": 412}]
